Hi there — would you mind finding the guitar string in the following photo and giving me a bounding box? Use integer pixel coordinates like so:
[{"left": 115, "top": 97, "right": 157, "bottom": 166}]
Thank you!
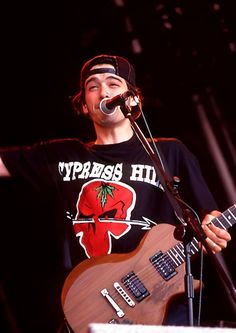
[
  {"left": 109, "top": 240, "right": 187, "bottom": 304},
  {"left": 107, "top": 205, "right": 235, "bottom": 306},
  {"left": 110, "top": 233, "right": 202, "bottom": 303}
]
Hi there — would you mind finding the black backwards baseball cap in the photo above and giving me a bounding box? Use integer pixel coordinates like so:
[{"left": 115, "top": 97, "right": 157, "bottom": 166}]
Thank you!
[
  {"left": 72, "top": 54, "right": 137, "bottom": 115},
  {"left": 80, "top": 54, "right": 136, "bottom": 88}
]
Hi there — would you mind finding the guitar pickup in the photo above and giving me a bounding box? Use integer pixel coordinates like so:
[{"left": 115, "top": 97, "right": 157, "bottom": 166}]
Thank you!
[
  {"left": 150, "top": 251, "right": 177, "bottom": 281},
  {"left": 121, "top": 271, "right": 150, "bottom": 302}
]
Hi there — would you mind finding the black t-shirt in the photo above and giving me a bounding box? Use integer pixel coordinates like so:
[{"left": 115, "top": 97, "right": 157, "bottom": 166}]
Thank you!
[{"left": 1, "top": 134, "right": 217, "bottom": 267}]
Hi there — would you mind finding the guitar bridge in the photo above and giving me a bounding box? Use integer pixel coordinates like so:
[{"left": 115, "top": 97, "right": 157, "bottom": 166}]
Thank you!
[
  {"left": 114, "top": 282, "right": 135, "bottom": 307},
  {"left": 150, "top": 251, "right": 177, "bottom": 281},
  {"left": 121, "top": 271, "right": 150, "bottom": 302}
]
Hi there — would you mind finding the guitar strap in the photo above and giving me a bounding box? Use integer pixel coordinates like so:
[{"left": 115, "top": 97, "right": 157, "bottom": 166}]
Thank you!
[
  {"left": 148, "top": 137, "right": 187, "bottom": 226},
  {"left": 149, "top": 138, "right": 173, "bottom": 180}
]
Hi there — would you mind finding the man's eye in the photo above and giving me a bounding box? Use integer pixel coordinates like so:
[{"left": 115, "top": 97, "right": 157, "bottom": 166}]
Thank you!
[
  {"left": 88, "top": 85, "right": 98, "bottom": 90},
  {"left": 110, "top": 83, "right": 120, "bottom": 87}
]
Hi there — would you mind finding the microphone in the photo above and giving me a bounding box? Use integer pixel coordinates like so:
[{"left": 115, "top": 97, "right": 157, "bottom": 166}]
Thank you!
[{"left": 99, "top": 91, "right": 133, "bottom": 115}]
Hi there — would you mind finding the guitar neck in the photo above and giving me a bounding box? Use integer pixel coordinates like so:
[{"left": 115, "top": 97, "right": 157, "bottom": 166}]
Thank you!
[
  {"left": 211, "top": 204, "right": 236, "bottom": 230},
  {"left": 167, "top": 204, "right": 236, "bottom": 269}
]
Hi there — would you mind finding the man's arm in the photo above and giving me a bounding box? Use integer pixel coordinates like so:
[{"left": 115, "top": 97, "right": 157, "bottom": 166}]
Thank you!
[{"left": 0, "top": 156, "right": 11, "bottom": 177}]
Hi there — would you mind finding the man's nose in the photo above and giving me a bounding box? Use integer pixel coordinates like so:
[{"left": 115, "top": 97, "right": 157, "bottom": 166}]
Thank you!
[{"left": 100, "top": 85, "right": 110, "bottom": 99}]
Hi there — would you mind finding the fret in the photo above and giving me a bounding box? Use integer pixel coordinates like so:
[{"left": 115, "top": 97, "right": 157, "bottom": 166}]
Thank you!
[
  {"left": 228, "top": 205, "right": 236, "bottom": 224},
  {"left": 226, "top": 215, "right": 233, "bottom": 226},
  {"left": 175, "top": 244, "right": 185, "bottom": 260},
  {"left": 211, "top": 204, "right": 236, "bottom": 230},
  {"left": 167, "top": 249, "right": 181, "bottom": 267},
  {"left": 190, "top": 238, "right": 199, "bottom": 253},
  {"left": 215, "top": 217, "right": 226, "bottom": 230},
  {"left": 221, "top": 213, "right": 232, "bottom": 228},
  {"left": 172, "top": 247, "right": 184, "bottom": 264}
]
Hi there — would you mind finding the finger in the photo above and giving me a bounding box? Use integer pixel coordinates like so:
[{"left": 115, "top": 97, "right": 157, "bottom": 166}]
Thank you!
[
  {"left": 201, "top": 211, "right": 221, "bottom": 226},
  {"left": 206, "top": 238, "right": 222, "bottom": 253},
  {"left": 206, "top": 223, "right": 231, "bottom": 241},
  {"left": 199, "top": 238, "right": 220, "bottom": 254},
  {"left": 202, "top": 225, "right": 228, "bottom": 250},
  {"left": 202, "top": 223, "right": 231, "bottom": 243}
]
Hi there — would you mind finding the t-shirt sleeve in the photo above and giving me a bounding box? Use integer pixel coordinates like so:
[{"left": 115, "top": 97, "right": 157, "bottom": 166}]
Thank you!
[
  {"left": 158, "top": 138, "right": 218, "bottom": 217},
  {"left": 175, "top": 140, "right": 218, "bottom": 215},
  {"left": 1, "top": 141, "right": 56, "bottom": 192}
]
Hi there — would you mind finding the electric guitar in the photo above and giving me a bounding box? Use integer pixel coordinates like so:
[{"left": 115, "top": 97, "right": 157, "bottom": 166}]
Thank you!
[{"left": 61, "top": 204, "right": 236, "bottom": 333}]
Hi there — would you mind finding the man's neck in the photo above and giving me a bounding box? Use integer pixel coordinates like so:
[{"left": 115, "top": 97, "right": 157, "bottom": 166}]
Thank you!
[{"left": 94, "top": 121, "right": 134, "bottom": 145}]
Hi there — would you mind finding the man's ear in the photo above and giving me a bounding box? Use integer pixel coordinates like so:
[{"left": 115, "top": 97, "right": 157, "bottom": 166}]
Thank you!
[{"left": 82, "top": 104, "right": 89, "bottom": 115}]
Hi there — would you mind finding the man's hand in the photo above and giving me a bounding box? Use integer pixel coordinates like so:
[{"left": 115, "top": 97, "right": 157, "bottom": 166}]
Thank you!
[{"left": 201, "top": 210, "right": 231, "bottom": 254}]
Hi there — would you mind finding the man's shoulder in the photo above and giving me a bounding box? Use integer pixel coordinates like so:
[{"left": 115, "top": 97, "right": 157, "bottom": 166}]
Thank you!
[
  {"left": 146, "top": 137, "right": 193, "bottom": 160},
  {"left": 148, "top": 137, "right": 181, "bottom": 143},
  {"left": 39, "top": 137, "right": 85, "bottom": 149},
  {"left": 147, "top": 137, "right": 183, "bottom": 149}
]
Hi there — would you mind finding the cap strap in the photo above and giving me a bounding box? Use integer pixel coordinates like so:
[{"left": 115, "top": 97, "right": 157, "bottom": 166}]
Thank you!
[{"left": 83, "top": 67, "right": 116, "bottom": 82}]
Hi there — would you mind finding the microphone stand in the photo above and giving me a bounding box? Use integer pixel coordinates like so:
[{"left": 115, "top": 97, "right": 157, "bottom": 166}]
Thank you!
[{"left": 119, "top": 102, "right": 236, "bottom": 324}]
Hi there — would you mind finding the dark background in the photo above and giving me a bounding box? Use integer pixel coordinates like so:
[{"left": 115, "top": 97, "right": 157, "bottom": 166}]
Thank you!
[{"left": 0, "top": 1, "right": 235, "bottom": 332}]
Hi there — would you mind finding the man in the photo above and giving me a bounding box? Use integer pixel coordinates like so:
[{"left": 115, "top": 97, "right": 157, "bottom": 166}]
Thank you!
[{"left": 0, "top": 54, "right": 232, "bottom": 331}]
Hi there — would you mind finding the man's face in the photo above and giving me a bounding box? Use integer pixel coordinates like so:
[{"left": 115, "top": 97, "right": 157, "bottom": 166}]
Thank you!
[{"left": 82, "top": 64, "right": 129, "bottom": 126}]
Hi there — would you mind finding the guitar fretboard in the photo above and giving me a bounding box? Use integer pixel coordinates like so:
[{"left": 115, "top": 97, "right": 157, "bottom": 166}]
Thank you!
[{"left": 166, "top": 204, "right": 236, "bottom": 268}]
